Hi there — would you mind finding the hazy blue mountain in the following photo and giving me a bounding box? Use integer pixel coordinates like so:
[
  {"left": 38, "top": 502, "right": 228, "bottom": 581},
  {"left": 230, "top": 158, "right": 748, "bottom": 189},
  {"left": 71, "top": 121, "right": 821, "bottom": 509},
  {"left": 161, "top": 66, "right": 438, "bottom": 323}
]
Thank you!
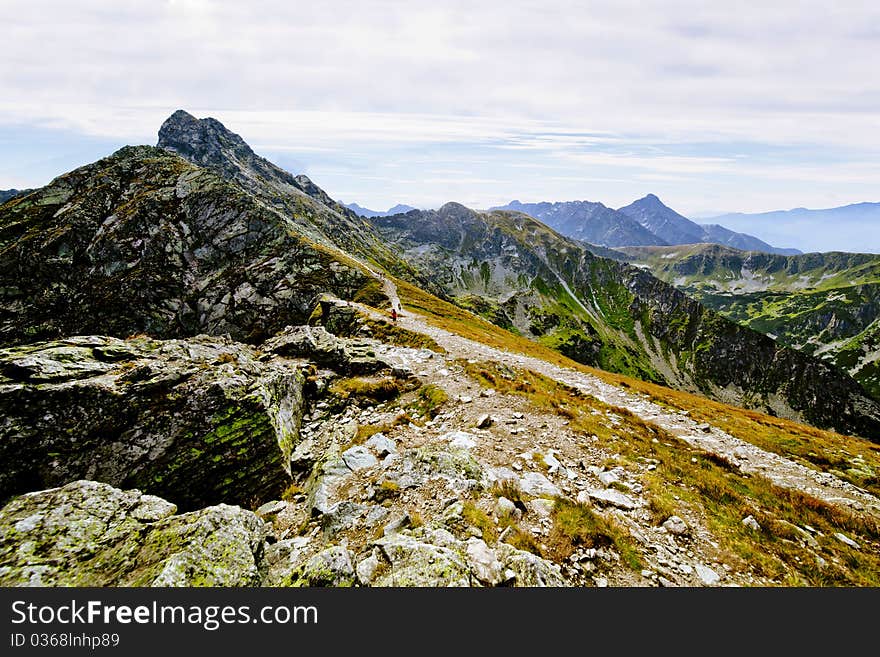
[
  {"left": 491, "top": 200, "right": 664, "bottom": 247},
  {"left": 618, "top": 194, "right": 706, "bottom": 245},
  {"left": 0, "top": 189, "right": 30, "bottom": 204},
  {"left": 346, "top": 202, "right": 417, "bottom": 217},
  {"left": 705, "top": 202, "right": 880, "bottom": 254},
  {"left": 700, "top": 224, "right": 801, "bottom": 256},
  {"left": 619, "top": 194, "right": 800, "bottom": 255}
]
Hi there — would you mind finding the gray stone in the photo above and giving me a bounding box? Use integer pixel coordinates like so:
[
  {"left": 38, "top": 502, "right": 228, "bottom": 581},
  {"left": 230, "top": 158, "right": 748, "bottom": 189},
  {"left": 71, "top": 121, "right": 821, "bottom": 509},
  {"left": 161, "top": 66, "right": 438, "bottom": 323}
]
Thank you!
[
  {"left": 383, "top": 513, "right": 412, "bottom": 536},
  {"left": 584, "top": 488, "right": 637, "bottom": 510},
  {"left": 465, "top": 538, "right": 503, "bottom": 585},
  {"left": 342, "top": 445, "right": 378, "bottom": 471},
  {"left": 741, "top": 515, "right": 761, "bottom": 531},
  {"left": 255, "top": 500, "right": 288, "bottom": 518},
  {"left": 263, "top": 537, "right": 312, "bottom": 586},
  {"left": 427, "top": 528, "right": 459, "bottom": 548},
  {"left": 519, "top": 472, "right": 560, "bottom": 498},
  {"left": 321, "top": 501, "right": 367, "bottom": 536},
  {"left": 444, "top": 430, "right": 477, "bottom": 449},
  {"left": 364, "top": 505, "right": 390, "bottom": 527},
  {"left": 131, "top": 495, "right": 178, "bottom": 522},
  {"left": 365, "top": 433, "right": 397, "bottom": 457},
  {"left": 662, "top": 515, "right": 689, "bottom": 536},
  {"left": 834, "top": 532, "right": 860, "bottom": 549},
  {"left": 296, "top": 546, "right": 356, "bottom": 587},
  {"left": 598, "top": 471, "right": 619, "bottom": 487},
  {"left": 541, "top": 450, "right": 562, "bottom": 474},
  {"left": 495, "top": 496, "right": 517, "bottom": 518},
  {"left": 475, "top": 414, "right": 493, "bottom": 428},
  {"left": 694, "top": 563, "right": 721, "bottom": 586},
  {"left": 356, "top": 553, "right": 381, "bottom": 585},
  {"left": 495, "top": 543, "right": 565, "bottom": 587}
]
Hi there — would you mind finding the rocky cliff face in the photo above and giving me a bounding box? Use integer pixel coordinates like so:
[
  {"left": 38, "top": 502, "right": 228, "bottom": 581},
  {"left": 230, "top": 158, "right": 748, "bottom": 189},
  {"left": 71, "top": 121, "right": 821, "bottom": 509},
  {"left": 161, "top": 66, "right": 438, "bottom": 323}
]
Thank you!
[
  {"left": 0, "top": 146, "right": 382, "bottom": 345},
  {"left": 371, "top": 204, "right": 880, "bottom": 438},
  {"left": 0, "top": 334, "right": 306, "bottom": 509}
]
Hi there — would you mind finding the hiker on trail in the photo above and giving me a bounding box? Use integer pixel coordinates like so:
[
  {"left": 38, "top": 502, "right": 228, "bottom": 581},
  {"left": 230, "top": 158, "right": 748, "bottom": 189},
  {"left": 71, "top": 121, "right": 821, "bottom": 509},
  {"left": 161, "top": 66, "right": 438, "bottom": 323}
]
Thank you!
[{"left": 391, "top": 307, "right": 398, "bottom": 322}]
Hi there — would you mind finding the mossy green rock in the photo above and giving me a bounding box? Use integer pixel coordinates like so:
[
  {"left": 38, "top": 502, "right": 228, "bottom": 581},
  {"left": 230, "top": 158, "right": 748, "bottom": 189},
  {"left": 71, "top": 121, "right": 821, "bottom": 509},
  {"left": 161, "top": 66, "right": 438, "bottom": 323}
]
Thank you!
[
  {"left": 0, "top": 480, "right": 265, "bottom": 586},
  {"left": 0, "top": 335, "right": 305, "bottom": 510}
]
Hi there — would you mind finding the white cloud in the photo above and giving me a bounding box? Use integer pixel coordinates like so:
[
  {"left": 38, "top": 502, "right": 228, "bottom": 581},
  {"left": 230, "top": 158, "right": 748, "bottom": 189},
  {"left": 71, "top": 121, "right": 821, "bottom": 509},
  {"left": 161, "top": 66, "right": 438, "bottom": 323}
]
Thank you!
[{"left": 2, "top": 0, "right": 879, "bottom": 251}]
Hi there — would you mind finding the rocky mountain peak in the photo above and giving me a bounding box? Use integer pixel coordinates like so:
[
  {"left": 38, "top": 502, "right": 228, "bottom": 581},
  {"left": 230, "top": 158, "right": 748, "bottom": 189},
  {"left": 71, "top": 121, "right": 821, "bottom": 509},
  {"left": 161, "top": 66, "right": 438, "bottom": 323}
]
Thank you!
[{"left": 158, "top": 109, "right": 255, "bottom": 171}]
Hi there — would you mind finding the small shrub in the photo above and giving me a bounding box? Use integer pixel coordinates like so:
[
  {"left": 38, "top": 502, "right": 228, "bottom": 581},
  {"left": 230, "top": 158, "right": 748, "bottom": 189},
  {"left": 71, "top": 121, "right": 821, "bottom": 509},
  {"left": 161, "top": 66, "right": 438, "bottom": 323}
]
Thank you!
[
  {"left": 330, "top": 376, "right": 406, "bottom": 403},
  {"left": 408, "top": 384, "right": 449, "bottom": 419},
  {"left": 548, "top": 498, "right": 641, "bottom": 570},
  {"left": 462, "top": 501, "right": 497, "bottom": 543}
]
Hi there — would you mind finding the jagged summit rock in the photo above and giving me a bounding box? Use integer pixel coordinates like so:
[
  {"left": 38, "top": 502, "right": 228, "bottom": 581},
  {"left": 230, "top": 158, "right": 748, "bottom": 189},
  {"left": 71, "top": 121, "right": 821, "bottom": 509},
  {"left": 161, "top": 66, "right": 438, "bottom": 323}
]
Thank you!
[
  {"left": 157, "top": 109, "right": 411, "bottom": 269},
  {"left": 158, "top": 108, "right": 338, "bottom": 210}
]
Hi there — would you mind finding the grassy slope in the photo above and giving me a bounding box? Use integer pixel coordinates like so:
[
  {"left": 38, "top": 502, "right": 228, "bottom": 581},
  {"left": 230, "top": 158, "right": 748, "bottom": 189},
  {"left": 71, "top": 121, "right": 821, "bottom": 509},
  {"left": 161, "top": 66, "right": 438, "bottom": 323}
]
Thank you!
[
  {"left": 463, "top": 360, "right": 880, "bottom": 585},
  {"left": 397, "top": 276, "right": 880, "bottom": 491}
]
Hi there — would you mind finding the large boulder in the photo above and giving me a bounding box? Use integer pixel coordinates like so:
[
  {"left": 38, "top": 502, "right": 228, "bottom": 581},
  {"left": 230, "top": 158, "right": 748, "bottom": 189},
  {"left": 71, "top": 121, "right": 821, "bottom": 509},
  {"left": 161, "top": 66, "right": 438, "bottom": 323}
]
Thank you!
[
  {"left": 0, "top": 480, "right": 266, "bottom": 586},
  {"left": 0, "top": 335, "right": 305, "bottom": 509}
]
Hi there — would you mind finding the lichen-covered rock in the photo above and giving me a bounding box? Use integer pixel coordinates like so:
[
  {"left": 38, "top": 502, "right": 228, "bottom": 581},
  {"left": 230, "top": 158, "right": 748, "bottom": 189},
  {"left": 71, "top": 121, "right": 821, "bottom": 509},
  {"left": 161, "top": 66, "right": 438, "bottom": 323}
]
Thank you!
[
  {"left": 0, "top": 335, "right": 305, "bottom": 509},
  {"left": 372, "top": 532, "right": 471, "bottom": 587},
  {"left": 494, "top": 543, "right": 565, "bottom": 587},
  {"left": 264, "top": 541, "right": 356, "bottom": 587},
  {"left": 0, "top": 480, "right": 266, "bottom": 586},
  {"left": 293, "top": 546, "right": 356, "bottom": 587}
]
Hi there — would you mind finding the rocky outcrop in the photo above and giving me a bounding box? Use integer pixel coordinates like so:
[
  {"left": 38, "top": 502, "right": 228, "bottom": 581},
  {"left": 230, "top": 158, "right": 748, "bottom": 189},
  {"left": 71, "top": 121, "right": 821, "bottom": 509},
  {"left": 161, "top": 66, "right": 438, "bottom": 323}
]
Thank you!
[
  {"left": 0, "top": 335, "right": 306, "bottom": 509},
  {"left": 0, "top": 145, "right": 382, "bottom": 345},
  {"left": 0, "top": 480, "right": 266, "bottom": 586}
]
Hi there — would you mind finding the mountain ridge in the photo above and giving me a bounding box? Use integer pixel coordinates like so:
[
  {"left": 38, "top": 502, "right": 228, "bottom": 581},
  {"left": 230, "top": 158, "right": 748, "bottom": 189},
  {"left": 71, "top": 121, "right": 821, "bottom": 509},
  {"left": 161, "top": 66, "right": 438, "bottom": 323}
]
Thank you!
[
  {"left": 346, "top": 202, "right": 417, "bottom": 218},
  {"left": 2, "top": 109, "right": 880, "bottom": 590},
  {"left": 494, "top": 195, "right": 799, "bottom": 255},
  {"left": 618, "top": 243, "right": 880, "bottom": 400}
]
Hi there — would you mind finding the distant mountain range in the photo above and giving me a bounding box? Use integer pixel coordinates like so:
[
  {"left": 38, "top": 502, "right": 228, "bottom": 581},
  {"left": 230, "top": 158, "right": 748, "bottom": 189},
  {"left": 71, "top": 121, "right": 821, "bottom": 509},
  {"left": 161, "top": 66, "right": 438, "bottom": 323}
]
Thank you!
[
  {"left": 493, "top": 194, "right": 800, "bottom": 255},
  {"left": 0, "top": 189, "right": 30, "bottom": 204},
  {"left": 703, "top": 203, "right": 880, "bottom": 254},
  {"left": 346, "top": 202, "right": 417, "bottom": 218},
  {"left": 619, "top": 243, "right": 880, "bottom": 400},
  {"left": 4, "top": 110, "right": 880, "bottom": 590}
]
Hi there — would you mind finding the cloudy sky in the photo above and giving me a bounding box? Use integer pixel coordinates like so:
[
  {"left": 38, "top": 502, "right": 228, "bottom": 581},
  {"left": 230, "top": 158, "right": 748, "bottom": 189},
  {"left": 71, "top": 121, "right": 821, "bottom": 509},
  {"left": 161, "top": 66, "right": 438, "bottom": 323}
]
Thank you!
[{"left": 2, "top": 0, "right": 879, "bottom": 251}]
